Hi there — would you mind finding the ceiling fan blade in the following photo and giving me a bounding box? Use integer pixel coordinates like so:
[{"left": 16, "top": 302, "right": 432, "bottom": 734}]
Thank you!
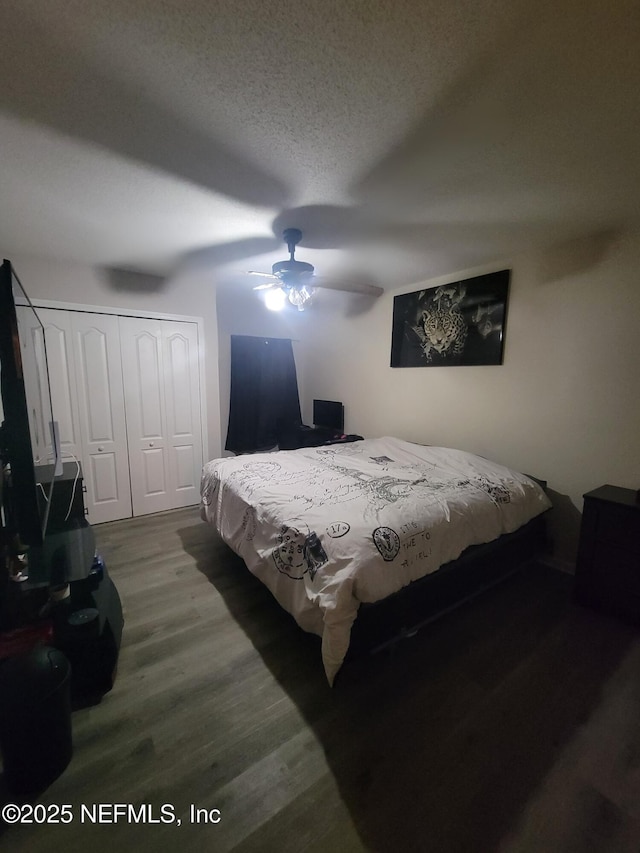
[
  {"left": 248, "top": 270, "right": 279, "bottom": 279},
  {"left": 312, "top": 277, "right": 384, "bottom": 297},
  {"left": 249, "top": 271, "right": 281, "bottom": 290},
  {"left": 182, "top": 237, "right": 282, "bottom": 272}
]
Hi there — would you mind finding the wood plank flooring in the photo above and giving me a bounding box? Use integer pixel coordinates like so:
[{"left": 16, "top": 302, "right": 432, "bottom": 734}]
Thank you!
[{"left": 2, "top": 506, "right": 640, "bottom": 852}]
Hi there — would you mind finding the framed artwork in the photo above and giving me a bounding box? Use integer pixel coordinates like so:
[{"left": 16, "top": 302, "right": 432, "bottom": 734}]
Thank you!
[{"left": 390, "top": 269, "right": 510, "bottom": 368}]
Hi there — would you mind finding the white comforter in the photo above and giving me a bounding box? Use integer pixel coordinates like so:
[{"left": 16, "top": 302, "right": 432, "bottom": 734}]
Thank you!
[{"left": 200, "top": 437, "right": 551, "bottom": 684}]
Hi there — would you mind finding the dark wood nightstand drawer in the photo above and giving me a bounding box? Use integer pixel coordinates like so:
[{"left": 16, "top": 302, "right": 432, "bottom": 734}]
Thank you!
[{"left": 595, "top": 505, "right": 640, "bottom": 554}]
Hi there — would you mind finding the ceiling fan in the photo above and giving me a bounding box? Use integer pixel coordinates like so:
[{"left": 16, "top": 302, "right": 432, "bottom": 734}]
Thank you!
[{"left": 249, "top": 228, "right": 383, "bottom": 310}]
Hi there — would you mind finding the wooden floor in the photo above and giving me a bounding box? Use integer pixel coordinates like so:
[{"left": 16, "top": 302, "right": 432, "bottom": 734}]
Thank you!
[{"left": 3, "top": 507, "right": 640, "bottom": 852}]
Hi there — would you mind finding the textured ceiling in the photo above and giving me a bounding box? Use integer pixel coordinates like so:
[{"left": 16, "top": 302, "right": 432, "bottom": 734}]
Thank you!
[{"left": 0, "top": 0, "right": 639, "bottom": 291}]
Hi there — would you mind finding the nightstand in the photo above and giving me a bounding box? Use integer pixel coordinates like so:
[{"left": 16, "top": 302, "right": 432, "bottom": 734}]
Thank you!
[{"left": 574, "top": 485, "right": 640, "bottom": 622}]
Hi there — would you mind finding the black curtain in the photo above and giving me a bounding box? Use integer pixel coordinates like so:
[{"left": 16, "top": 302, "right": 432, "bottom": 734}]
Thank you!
[{"left": 225, "top": 335, "right": 302, "bottom": 454}]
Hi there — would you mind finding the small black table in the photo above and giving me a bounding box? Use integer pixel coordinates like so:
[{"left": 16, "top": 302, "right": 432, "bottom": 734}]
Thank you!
[{"left": 574, "top": 485, "right": 640, "bottom": 622}]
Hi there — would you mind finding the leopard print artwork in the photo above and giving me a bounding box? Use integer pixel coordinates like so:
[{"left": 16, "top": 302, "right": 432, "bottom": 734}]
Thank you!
[
  {"left": 418, "top": 284, "right": 468, "bottom": 362},
  {"left": 420, "top": 307, "right": 467, "bottom": 361}
]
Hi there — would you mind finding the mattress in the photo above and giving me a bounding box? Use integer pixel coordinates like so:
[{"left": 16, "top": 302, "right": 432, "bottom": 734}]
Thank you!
[{"left": 200, "top": 437, "right": 551, "bottom": 684}]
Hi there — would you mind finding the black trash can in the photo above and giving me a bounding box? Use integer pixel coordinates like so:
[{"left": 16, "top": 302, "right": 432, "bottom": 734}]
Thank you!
[{"left": 0, "top": 646, "right": 72, "bottom": 796}]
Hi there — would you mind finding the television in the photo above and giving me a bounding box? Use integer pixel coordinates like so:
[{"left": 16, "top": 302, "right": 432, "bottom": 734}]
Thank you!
[
  {"left": 0, "top": 259, "right": 61, "bottom": 550},
  {"left": 313, "top": 399, "right": 344, "bottom": 433}
]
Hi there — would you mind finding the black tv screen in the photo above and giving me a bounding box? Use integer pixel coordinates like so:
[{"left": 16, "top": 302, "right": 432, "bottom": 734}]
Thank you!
[
  {"left": 313, "top": 399, "right": 344, "bottom": 433},
  {"left": 0, "top": 259, "right": 60, "bottom": 546}
]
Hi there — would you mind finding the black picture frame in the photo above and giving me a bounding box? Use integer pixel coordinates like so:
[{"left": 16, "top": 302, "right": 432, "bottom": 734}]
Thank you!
[{"left": 390, "top": 269, "right": 510, "bottom": 368}]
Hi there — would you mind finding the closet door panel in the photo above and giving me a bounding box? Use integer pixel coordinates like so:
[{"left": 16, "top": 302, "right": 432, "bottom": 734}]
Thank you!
[
  {"left": 91, "top": 453, "right": 118, "bottom": 502},
  {"left": 34, "top": 309, "right": 82, "bottom": 463},
  {"left": 174, "top": 445, "right": 196, "bottom": 490},
  {"left": 163, "top": 322, "right": 202, "bottom": 508},
  {"left": 71, "top": 313, "right": 132, "bottom": 524},
  {"left": 142, "top": 448, "right": 167, "bottom": 494},
  {"left": 137, "top": 333, "right": 164, "bottom": 436},
  {"left": 120, "top": 318, "right": 171, "bottom": 516},
  {"left": 15, "top": 307, "right": 54, "bottom": 465}
]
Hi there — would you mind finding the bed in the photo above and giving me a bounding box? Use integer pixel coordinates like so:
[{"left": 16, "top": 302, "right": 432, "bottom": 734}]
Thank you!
[{"left": 200, "top": 436, "right": 552, "bottom": 685}]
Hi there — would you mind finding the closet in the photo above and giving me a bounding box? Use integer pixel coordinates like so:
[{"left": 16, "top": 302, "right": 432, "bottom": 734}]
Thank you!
[{"left": 22, "top": 306, "right": 204, "bottom": 525}]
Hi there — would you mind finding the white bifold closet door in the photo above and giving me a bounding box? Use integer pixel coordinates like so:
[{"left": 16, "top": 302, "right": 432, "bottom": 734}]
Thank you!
[
  {"left": 72, "top": 313, "right": 133, "bottom": 522},
  {"left": 26, "top": 308, "right": 203, "bottom": 524},
  {"left": 120, "top": 317, "right": 203, "bottom": 517},
  {"left": 33, "top": 308, "right": 132, "bottom": 525}
]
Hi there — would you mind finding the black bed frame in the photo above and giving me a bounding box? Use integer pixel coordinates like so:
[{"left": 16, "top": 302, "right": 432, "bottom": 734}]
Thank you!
[
  {"left": 225, "top": 473, "right": 550, "bottom": 677},
  {"left": 346, "top": 509, "right": 549, "bottom": 662}
]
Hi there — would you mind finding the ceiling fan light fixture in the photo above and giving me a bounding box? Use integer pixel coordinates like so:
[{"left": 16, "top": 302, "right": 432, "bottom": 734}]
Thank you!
[
  {"left": 287, "top": 285, "right": 314, "bottom": 311},
  {"left": 264, "top": 286, "right": 287, "bottom": 311}
]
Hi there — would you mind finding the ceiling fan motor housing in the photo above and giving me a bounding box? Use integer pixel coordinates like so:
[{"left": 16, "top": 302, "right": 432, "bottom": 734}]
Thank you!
[
  {"left": 272, "top": 259, "right": 314, "bottom": 281},
  {"left": 251, "top": 225, "right": 381, "bottom": 304},
  {"left": 272, "top": 227, "right": 314, "bottom": 283},
  {"left": 252, "top": 225, "right": 382, "bottom": 302}
]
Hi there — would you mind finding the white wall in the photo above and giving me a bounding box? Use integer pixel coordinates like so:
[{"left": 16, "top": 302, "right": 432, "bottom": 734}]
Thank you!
[
  {"left": 8, "top": 254, "right": 222, "bottom": 461},
  {"left": 298, "top": 229, "right": 640, "bottom": 569}
]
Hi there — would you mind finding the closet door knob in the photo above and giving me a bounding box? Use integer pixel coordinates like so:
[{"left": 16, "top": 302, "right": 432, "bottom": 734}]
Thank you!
[
  {"left": 98, "top": 446, "right": 104, "bottom": 452},
  {"left": 149, "top": 442, "right": 154, "bottom": 447}
]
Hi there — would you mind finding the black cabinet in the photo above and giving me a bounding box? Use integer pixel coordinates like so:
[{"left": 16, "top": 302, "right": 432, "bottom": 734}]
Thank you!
[{"left": 575, "top": 485, "right": 640, "bottom": 621}]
